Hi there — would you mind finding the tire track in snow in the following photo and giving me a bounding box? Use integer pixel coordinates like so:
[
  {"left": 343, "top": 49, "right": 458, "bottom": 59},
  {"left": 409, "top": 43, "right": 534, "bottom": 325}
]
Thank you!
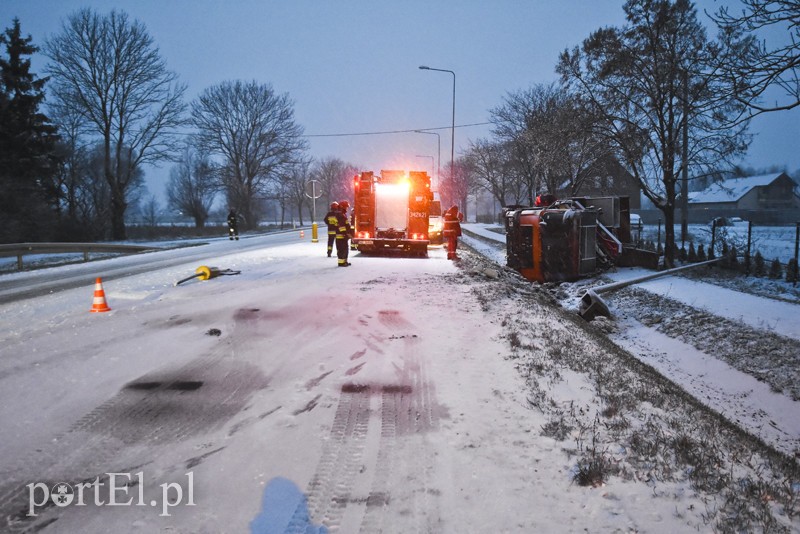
[
  {"left": 305, "top": 384, "right": 371, "bottom": 531},
  {"left": 304, "top": 305, "right": 445, "bottom": 532},
  {"left": 0, "top": 330, "right": 268, "bottom": 531}
]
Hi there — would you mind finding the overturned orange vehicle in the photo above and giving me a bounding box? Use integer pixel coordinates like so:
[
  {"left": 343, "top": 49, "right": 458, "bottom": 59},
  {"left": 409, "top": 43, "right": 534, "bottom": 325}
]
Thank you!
[{"left": 504, "top": 196, "right": 645, "bottom": 283}]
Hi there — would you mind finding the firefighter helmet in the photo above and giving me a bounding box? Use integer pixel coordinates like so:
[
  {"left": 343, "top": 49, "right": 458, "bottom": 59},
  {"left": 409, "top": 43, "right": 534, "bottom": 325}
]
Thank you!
[
  {"left": 330, "top": 201, "right": 339, "bottom": 211},
  {"left": 339, "top": 200, "right": 350, "bottom": 211}
]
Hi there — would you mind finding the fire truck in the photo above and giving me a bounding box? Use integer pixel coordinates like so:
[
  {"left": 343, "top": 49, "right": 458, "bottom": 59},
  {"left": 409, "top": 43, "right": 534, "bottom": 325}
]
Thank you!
[{"left": 351, "top": 170, "right": 433, "bottom": 256}]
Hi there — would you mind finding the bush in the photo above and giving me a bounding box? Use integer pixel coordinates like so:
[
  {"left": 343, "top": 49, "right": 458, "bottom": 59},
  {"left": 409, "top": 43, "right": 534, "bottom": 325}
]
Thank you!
[
  {"left": 697, "top": 244, "right": 707, "bottom": 262},
  {"left": 787, "top": 258, "right": 799, "bottom": 283},
  {"left": 729, "top": 245, "right": 740, "bottom": 271},
  {"left": 753, "top": 251, "right": 766, "bottom": 277},
  {"left": 768, "top": 258, "right": 782, "bottom": 279},
  {"left": 678, "top": 245, "right": 687, "bottom": 262},
  {"left": 688, "top": 242, "right": 697, "bottom": 262}
]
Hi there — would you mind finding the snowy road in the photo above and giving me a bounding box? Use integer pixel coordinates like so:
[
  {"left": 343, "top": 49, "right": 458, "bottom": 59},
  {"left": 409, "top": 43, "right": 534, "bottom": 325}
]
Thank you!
[
  {"left": 0, "top": 239, "right": 574, "bottom": 532},
  {"left": 1, "top": 232, "right": 797, "bottom": 532},
  {"left": 0, "top": 230, "right": 304, "bottom": 303}
]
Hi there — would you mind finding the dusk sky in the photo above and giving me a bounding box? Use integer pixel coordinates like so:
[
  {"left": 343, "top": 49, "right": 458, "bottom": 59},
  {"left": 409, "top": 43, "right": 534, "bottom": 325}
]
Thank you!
[{"left": 4, "top": 0, "right": 798, "bottom": 202}]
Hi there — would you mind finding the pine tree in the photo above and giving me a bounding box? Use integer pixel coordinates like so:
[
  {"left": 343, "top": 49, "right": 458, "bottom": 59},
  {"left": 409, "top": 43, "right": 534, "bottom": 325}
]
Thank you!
[
  {"left": 688, "top": 242, "right": 697, "bottom": 262},
  {"left": 0, "top": 18, "right": 59, "bottom": 243},
  {"left": 753, "top": 251, "right": 766, "bottom": 277},
  {"left": 730, "top": 245, "right": 740, "bottom": 271},
  {"left": 679, "top": 245, "right": 687, "bottom": 262},
  {"left": 697, "top": 243, "right": 707, "bottom": 262},
  {"left": 768, "top": 258, "right": 782, "bottom": 279},
  {"left": 786, "top": 258, "right": 798, "bottom": 284}
]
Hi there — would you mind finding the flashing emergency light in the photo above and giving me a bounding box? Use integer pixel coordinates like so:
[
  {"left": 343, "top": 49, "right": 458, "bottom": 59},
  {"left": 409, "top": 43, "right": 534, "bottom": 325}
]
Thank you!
[{"left": 375, "top": 181, "right": 410, "bottom": 196}]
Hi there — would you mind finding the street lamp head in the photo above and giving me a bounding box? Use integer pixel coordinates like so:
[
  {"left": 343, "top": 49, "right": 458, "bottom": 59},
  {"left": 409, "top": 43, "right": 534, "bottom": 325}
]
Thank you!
[{"left": 419, "top": 65, "right": 430, "bottom": 70}]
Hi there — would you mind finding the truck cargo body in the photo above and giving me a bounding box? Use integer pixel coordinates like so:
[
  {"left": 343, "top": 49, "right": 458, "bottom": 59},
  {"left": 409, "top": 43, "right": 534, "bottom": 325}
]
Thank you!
[{"left": 352, "top": 170, "right": 432, "bottom": 256}]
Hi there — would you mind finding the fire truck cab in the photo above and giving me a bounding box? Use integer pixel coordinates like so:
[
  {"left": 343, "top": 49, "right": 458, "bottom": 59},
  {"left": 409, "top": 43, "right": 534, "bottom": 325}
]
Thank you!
[{"left": 352, "top": 170, "right": 432, "bottom": 257}]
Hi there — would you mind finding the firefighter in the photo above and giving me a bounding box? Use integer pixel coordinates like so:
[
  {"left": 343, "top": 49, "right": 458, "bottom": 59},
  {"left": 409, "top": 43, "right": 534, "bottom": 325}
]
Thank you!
[
  {"left": 335, "top": 200, "right": 353, "bottom": 267},
  {"left": 227, "top": 209, "right": 240, "bottom": 241},
  {"left": 324, "top": 201, "right": 340, "bottom": 257},
  {"left": 443, "top": 205, "right": 462, "bottom": 260}
]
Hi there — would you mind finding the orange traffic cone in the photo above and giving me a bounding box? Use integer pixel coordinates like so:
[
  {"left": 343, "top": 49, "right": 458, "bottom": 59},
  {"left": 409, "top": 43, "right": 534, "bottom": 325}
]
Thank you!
[
  {"left": 90, "top": 277, "right": 111, "bottom": 313},
  {"left": 300, "top": 230, "right": 305, "bottom": 239}
]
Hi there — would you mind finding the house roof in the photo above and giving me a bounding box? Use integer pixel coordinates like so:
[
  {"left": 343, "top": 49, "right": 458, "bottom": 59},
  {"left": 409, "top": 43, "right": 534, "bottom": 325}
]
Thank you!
[{"left": 688, "top": 173, "right": 795, "bottom": 204}]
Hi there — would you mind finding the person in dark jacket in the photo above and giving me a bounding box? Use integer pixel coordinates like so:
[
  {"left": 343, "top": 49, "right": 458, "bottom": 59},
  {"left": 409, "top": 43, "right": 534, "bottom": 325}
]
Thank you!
[
  {"left": 227, "top": 209, "right": 240, "bottom": 241},
  {"left": 335, "top": 200, "right": 353, "bottom": 267},
  {"left": 324, "top": 201, "right": 340, "bottom": 257},
  {"left": 443, "top": 205, "right": 462, "bottom": 260}
]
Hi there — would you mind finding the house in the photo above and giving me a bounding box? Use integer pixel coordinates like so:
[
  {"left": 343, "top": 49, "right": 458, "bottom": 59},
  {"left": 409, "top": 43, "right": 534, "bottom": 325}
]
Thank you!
[
  {"left": 687, "top": 172, "right": 800, "bottom": 224},
  {"left": 557, "top": 157, "right": 642, "bottom": 210}
]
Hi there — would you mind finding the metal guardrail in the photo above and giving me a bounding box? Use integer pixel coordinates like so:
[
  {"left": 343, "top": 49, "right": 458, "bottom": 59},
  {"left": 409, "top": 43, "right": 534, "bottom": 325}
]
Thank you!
[{"left": 0, "top": 243, "right": 159, "bottom": 271}]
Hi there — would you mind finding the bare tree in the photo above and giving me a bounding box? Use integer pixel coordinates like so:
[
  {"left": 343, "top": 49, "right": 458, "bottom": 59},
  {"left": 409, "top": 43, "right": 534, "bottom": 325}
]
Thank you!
[
  {"left": 711, "top": 0, "right": 799, "bottom": 116},
  {"left": 558, "top": 0, "right": 749, "bottom": 266},
  {"left": 491, "top": 87, "right": 550, "bottom": 205},
  {"left": 139, "top": 195, "right": 162, "bottom": 227},
  {"left": 310, "top": 156, "right": 359, "bottom": 211},
  {"left": 281, "top": 158, "right": 313, "bottom": 226},
  {"left": 47, "top": 95, "right": 90, "bottom": 237},
  {"left": 45, "top": 9, "right": 186, "bottom": 240},
  {"left": 491, "top": 83, "right": 612, "bottom": 203},
  {"left": 166, "top": 144, "right": 217, "bottom": 228},
  {"left": 440, "top": 158, "right": 476, "bottom": 218},
  {"left": 465, "top": 138, "right": 525, "bottom": 207},
  {"left": 191, "top": 80, "right": 308, "bottom": 230}
]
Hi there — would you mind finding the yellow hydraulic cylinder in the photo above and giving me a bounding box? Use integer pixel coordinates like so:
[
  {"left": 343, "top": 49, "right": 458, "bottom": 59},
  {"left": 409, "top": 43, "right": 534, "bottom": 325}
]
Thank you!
[{"left": 311, "top": 222, "right": 319, "bottom": 243}]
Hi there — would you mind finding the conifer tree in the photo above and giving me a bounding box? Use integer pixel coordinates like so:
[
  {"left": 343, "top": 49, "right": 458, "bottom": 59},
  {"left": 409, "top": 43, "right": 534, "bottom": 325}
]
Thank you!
[
  {"left": 730, "top": 245, "right": 740, "bottom": 271},
  {"left": 0, "top": 18, "right": 59, "bottom": 242},
  {"left": 786, "top": 258, "right": 798, "bottom": 284},
  {"left": 768, "top": 258, "right": 782, "bottom": 280},
  {"left": 753, "top": 251, "right": 766, "bottom": 277},
  {"left": 688, "top": 242, "right": 697, "bottom": 262},
  {"left": 697, "top": 243, "right": 707, "bottom": 262}
]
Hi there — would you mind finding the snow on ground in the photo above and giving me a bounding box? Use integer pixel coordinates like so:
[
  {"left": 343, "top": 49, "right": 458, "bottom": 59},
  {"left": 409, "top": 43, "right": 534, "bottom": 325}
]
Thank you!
[
  {"left": 0, "top": 230, "right": 797, "bottom": 532},
  {"left": 461, "top": 224, "right": 800, "bottom": 459},
  {"left": 603, "top": 267, "right": 800, "bottom": 340},
  {"left": 639, "top": 223, "right": 799, "bottom": 264}
]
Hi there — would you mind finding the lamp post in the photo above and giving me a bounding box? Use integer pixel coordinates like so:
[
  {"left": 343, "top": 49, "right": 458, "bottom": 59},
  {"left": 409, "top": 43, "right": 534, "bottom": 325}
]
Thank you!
[
  {"left": 418, "top": 65, "right": 455, "bottom": 177},
  {"left": 414, "top": 129, "right": 440, "bottom": 186},
  {"left": 415, "top": 155, "right": 435, "bottom": 178}
]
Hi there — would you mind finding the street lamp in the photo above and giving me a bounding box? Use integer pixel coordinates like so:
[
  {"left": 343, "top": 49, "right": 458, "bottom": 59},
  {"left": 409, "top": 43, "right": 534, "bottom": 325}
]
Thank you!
[
  {"left": 414, "top": 129, "right": 440, "bottom": 186},
  {"left": 415, "top": 155, "right": 434, "bottom": 178},
  {"left": 418, "top": 65, "right": 455, "bottom": 177}
]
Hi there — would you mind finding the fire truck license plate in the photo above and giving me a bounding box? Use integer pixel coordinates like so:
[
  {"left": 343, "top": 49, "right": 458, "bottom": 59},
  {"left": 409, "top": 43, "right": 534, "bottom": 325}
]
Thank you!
[{"left": 360, "top": 240, "right": 373, "bottom": 245}]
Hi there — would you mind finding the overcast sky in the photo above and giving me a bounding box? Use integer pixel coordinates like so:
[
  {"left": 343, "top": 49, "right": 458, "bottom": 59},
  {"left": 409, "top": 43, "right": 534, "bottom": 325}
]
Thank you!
[{"left": 4, "top": 0, "right": 799, "bottom": 203}]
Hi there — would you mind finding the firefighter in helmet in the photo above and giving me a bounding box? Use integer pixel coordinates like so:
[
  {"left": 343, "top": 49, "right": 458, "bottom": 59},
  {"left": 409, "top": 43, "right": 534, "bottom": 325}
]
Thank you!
[
  {"left": 335, "top": 200, "right": 353, "bottom": 267},
  {"left": 324, "top": 201, "right": 340, "bottom": 257},
  {"left": 443, "top": 205, "right": 463, "bottom": 260}
]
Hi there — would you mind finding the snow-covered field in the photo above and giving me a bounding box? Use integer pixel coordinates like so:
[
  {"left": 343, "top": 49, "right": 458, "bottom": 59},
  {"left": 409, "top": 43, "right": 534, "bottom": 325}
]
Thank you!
[
  {"left": 639, "top": 222, "right": 799, "bottom": 265},
  {"left": 0, "top": 229, "right": 798, "bottom": 532},
  {"left": 464, "top": 224, "right": 800, "bottom": 453}
]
